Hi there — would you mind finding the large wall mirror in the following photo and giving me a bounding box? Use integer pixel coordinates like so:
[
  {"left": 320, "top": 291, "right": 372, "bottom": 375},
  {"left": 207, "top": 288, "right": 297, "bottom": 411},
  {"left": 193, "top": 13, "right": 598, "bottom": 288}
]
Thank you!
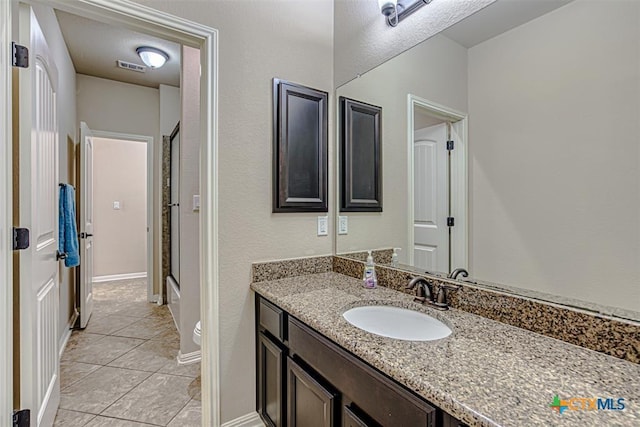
[{"left": 335, "top": 0, "right": 640, "bottom": 320}]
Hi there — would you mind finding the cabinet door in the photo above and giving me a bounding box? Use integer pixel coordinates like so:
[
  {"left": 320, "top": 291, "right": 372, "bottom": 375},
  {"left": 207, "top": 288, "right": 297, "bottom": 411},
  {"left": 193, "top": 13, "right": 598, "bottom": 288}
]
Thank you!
[
  {"left": 343, "top": 405, "right": 379, "bottom": 427},
  {"left": 287, "top": 357, "right": 337, "bottom": 427},
  {"left": 258, "top": 332, "right": 285, "bottom": 427}
]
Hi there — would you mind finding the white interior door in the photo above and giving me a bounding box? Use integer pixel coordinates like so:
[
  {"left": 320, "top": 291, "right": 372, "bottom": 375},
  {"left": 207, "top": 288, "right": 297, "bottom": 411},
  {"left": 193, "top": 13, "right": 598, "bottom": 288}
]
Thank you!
[
  {"left": 79, "top": 121, "right": 94, "bottom": 328},
  {"left": 17, "top": 5, "right": 60, "bottom": 425},
  {"left": 413, "top": 123, "right": 449, "bottom": 273}
]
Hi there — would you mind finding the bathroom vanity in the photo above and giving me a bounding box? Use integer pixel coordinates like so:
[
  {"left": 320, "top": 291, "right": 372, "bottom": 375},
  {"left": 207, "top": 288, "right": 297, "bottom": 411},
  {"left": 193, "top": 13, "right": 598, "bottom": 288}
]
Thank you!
[
  {"left": 256, "top": 295, "right": 460, "bottom": 427},
  {"left": 252, "top": 271, "right": 640, "bottom": 427}
]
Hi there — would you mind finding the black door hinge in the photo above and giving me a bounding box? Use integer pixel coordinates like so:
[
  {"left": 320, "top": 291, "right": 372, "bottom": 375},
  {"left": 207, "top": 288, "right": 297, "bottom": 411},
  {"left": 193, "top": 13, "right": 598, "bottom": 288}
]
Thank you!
[
  {"left": 446, "top": 140, "right": 454, "bottom": 151},
  {"left": 13, "top": 409, "right": 30, "bottom": 427},
  {"left": 11, "top": 42, "right": 29, "bottom": 68},
  {"left": 447, "top": 217, "right": 455, "bottom": 227},
  {"left": 12, "top": 227, "right": 30, "bottom": 251}
]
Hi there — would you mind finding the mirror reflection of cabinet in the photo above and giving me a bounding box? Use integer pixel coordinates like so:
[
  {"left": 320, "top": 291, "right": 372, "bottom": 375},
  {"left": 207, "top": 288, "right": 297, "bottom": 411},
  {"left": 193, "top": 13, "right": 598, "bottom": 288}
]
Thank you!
[{"left": 339, "top": 97, "right": 382, "bottom": 212}]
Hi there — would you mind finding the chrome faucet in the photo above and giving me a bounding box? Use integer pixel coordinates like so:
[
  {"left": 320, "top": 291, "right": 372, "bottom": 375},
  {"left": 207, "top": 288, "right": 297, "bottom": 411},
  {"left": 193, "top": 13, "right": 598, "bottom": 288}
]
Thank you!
[{"left": 448, "top": 268, "right": 469, "bottom": 280}]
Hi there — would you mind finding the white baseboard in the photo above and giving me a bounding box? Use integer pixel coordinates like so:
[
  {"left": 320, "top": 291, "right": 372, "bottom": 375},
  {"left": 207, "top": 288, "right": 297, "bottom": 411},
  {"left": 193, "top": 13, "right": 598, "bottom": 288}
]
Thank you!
[
  {"left": 93, "top": 272, "right": 147, "bottom": 283},
  {"left": 177, "top": 349, "right": 201, "bottom": 365},
  {"left": 58, "top": 311, "right": 78, "bottom": 357},
  {"left": 221, "top": 412, "right": 265, "bottom": 427}
]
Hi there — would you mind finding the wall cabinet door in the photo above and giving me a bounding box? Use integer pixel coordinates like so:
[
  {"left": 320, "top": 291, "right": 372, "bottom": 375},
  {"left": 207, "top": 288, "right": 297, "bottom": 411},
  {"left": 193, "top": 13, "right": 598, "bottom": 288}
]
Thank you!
[
  {"left": 287, "top": 357, "right": 338, "bottom": 427},
  {"left": 258, "top": 332, "right": 285, "bottom": 427}
]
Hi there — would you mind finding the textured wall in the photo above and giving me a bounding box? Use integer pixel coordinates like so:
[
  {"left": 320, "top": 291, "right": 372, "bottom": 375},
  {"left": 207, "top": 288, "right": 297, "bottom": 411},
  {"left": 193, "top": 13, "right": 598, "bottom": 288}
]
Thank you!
[
  {"left": 468, "top": 0, "right": 640, "bottom": 311},
  {"left": 177, "top": 45, "right": 200, "bottom": 356},
  {"left": 333, "top": 0, "right": 495, "bottom": 86},
  {"left": 92, "top": 137, "right": 148, "bottom": 277},
  {"left": 130, "top": 0, "right": 335, "bottom": 422}
]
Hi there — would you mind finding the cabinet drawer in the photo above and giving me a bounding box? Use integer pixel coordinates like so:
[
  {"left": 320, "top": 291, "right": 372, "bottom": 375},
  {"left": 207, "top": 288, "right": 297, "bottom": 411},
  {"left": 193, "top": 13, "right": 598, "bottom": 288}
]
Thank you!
[
  {"left": 289, "top": 317, "right": 435, "bottom": 427},
  {"left": 259, "top": 297, "right": 286, "bottom": 342}
]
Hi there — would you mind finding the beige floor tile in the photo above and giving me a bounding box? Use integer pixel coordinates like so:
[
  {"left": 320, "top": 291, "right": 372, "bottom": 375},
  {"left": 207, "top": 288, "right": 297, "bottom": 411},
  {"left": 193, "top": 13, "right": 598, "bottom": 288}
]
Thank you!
[
  {"left": 83, "top": 314, "right": 140, "bottom": 335},
  {"left": 101, "top": 373, "right": 194, "bottom": 425},
  {"left": 108, "top": 339, "right": 179, "bottom": 372},
  {"left": 63, "top": 335, "right": 145, "bottom": 365},
  {"left": 59, "top": 366, "right": 151, "bottom": 414},
  {"left": 53, "top": 409, "right": 96, "bottom": 426},
  {"left": 84, "top": 416, "right": 156, "bottom": 426},
  {"left": 167, "top": 399, "right": 201, "bottom": 427},
  {"left": 111, "top": 317, "right": 172, "bottom": 340},
  {"left": 149, "top": 327, "right": 180, "bottom": 344},
  {"left": 157, "top": 360, "right": 201, "bottom": 378},
  {"left": 60, "top": 360, "right": 101, "bottom": 389}
]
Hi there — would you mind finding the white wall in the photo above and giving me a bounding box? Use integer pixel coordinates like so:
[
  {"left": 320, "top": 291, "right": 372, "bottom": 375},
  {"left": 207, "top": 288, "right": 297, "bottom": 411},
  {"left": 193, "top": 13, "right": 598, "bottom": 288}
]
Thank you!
[
  {"left": 92, "top": 137, "right": 147, "bottom": 277},
  {"left": 336, "top": 35, "right": 468, "bottom": 258},
  {"left": 159, "top": 84, "right": 180, "bottom": 136},
  {"left": 31, "top": 4, "right": 77, "bottom": 343},
  {"left": 178, "top": 46, "right": 200, "bottom": 356},
  {"left": 333, "top": 0, "right": 494, "bottom": 86},
  {"left": 468, "top": 0, "right": 640, "bottom": 311},
  {"left": 129, "top": 1, "right": 335, "bottom": 422},
  {"left": 76, "top": 75, "right": 161, "bottom": 292}
]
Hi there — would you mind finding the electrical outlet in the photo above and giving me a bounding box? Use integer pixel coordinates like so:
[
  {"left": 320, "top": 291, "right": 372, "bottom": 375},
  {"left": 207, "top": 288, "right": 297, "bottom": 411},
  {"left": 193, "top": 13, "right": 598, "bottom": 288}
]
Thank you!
[
  {"left": 338, "top": 216, "right": 348, "bottom": 235},
  {"left": 113, "top": 201, "right": 121, "bottom": 210},
  {"left": 317, "top": 216, "right": 328, "bottom": 236}
]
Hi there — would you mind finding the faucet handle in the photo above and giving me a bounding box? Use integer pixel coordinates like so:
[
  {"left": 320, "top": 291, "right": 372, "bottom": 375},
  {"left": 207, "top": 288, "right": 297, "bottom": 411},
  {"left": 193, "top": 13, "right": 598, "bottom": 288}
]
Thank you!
[{"left": 434, "top": 283, "right": 461, "bottom": 309}]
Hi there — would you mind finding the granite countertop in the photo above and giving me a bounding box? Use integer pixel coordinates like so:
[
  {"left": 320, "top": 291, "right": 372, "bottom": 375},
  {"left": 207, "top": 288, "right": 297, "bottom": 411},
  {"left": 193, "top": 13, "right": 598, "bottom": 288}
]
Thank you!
[{"left": 251, "top": 272, "right": 640, "bottom": 427}]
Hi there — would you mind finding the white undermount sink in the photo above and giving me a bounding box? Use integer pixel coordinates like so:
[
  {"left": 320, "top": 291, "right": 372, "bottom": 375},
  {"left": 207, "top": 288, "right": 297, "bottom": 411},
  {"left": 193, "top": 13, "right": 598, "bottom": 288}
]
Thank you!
[{"left": 343, "top": 305, "right": 452, "bottom": 341}]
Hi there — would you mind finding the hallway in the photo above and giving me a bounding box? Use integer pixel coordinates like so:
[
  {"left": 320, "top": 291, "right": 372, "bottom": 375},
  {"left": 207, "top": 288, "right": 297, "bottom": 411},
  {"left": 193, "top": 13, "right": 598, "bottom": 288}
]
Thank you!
[{"left": 54, "top": 279, "right": 201, "bottom": 426}]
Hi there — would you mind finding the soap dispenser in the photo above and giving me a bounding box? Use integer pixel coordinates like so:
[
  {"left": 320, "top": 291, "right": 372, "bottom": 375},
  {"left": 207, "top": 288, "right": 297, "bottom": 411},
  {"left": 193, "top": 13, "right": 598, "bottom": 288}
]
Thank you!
[
  {"left": 362, "top": 250, "right": 378, "bottom": 289},
  {"left": 391, "top": 248, "right": 401, "bottom": 267}
]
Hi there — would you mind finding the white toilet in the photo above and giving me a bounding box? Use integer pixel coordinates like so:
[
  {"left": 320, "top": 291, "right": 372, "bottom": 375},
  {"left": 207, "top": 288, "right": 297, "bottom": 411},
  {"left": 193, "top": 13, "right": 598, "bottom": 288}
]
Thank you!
[{"left": 193, "top": 320, "right": 201, "bottom": 346}]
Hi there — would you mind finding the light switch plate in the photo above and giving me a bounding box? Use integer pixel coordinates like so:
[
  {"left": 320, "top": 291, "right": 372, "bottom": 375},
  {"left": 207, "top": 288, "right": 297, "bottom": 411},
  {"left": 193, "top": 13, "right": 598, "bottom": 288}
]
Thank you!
[
  {"left": 317, "top": 216, "right": 328, "bottom": 236},
  {"left": 193, "top": 195, "right": 200, "bottom": 211},
  {"left": 113, "top": 201, "right": 121, "bottom": 210},
  {"left": 338, "top": 216, "right": 348, "bottom": 235}
]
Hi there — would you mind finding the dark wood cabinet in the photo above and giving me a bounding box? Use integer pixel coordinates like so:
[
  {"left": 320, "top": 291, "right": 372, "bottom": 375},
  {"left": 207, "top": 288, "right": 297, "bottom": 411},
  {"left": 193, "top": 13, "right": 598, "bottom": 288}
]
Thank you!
[
  {"left": 287, "top": 357, "right": 338, "bottom": 427},
  {"left": 257, "top": 332, "right": 285, "bottom": 427},
  {"left": 343, "top": 405, "right": 378, "bottom": 427},
  {"left": 256, "top": 295, "right": 466, "bottom": 427}
]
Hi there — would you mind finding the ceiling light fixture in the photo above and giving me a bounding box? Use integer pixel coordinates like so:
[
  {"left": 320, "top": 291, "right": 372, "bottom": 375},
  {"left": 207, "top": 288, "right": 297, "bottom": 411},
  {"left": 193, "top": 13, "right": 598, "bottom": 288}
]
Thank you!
[
  {"left": 379, "top": 0, "right": 433, "bottom": 27},
  {"left": 136, "top": 46, "right": 169, "bottom": 69}
]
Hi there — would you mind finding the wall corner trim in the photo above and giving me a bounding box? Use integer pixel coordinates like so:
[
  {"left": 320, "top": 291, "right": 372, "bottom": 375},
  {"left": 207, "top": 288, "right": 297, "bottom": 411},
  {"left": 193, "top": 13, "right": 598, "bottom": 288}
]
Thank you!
[
  {"left": 221, "top": 412, "right": 265, "bottom": 427},
  {"left": 177, "top": 349, "right": 201, "bottom": 365}
]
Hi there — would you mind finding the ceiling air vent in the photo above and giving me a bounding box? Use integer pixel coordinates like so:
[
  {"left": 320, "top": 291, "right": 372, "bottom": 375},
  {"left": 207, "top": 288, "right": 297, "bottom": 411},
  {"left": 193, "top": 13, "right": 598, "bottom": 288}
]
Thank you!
[{"left": 116, "top": 60, "right": 146, "bottom": 73}]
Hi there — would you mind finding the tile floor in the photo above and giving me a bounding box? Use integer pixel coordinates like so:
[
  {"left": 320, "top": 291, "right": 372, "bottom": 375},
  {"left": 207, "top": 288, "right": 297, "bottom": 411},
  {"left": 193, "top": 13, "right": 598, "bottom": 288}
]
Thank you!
[{"left": 54, "top": 279, "right": 201, "bottom": 426}]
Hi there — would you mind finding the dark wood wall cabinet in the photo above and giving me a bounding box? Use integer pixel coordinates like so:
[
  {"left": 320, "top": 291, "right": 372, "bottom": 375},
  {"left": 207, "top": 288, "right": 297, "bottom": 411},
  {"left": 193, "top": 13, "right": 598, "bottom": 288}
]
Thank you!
[
  {"left": 255, "top": 295, "right": 468, "bottom": 427},
  {"left": 273, "top": 79, "right": 328, "bottom": 212},
  {"left": 340, "top": 97, "right": 383, "bottom": 212}
]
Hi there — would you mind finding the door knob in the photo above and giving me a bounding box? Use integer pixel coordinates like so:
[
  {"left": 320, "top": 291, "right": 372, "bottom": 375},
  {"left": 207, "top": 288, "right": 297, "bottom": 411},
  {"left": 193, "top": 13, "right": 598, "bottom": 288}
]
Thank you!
[{"left": 56, "top": 250, "right": 68, "bottom": 261}]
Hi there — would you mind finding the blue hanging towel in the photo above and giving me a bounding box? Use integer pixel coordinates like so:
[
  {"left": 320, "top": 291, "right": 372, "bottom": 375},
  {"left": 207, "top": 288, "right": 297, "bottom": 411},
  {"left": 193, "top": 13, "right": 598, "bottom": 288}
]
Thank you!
[{"left": 58, "top": 184, "right": 80, "bottom": 268}]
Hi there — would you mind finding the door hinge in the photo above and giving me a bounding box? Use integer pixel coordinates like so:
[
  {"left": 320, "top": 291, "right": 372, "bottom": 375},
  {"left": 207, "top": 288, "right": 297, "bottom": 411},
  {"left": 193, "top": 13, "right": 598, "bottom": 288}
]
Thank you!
[
  {"left": 11, "top": 42, "right": 29, "bottom": 68},
  {"left": 446, "top": 140, "right": 454, "bottom": 151},
  {"left": 12, "top": 227, "right": 30, "bottom": 251},
  {"left": 13, "top": 409, "right": 30, "bottom": 427},
  {"left": 447, "top": 217, "right": 455, "bottom": 227}
]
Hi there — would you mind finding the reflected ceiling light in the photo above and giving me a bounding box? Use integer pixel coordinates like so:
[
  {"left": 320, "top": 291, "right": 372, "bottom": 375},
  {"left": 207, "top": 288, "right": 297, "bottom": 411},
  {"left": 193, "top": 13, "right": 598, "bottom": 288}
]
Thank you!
[
  {"left": 379, "top": 0, "right": 433, "bottom": 27},
  {"left": 136, "top": 46, "right": 169, "bottom": 69}
]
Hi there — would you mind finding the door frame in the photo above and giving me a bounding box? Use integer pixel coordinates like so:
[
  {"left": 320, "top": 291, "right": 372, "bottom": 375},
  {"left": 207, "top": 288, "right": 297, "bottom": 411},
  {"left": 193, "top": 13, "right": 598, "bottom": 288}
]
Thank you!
[
  {"left": 4, "top": 0, "right": 220, "bottom": 425},
  {"left": 90, "top": 130, "right": 155, "bottom": 303},
  {"left": 407, "top": 94, "right": 468, "bottom": 271},
  {"left": 0, "top": 0, "right": 13, "bottom": 420}
]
